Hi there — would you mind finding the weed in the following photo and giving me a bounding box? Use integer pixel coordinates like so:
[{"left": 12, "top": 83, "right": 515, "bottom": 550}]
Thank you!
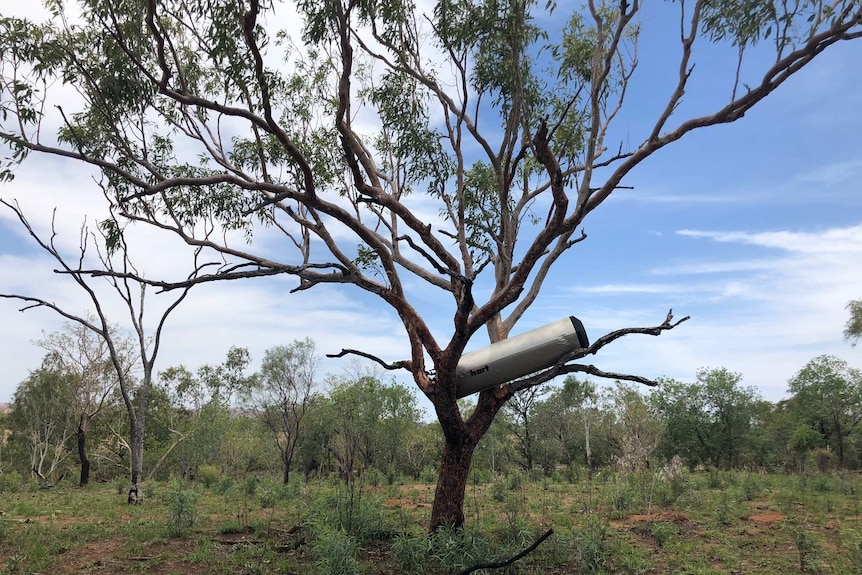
[
  {"left": 259, "top": 487, "right": 278, "bottom": 508},
  {"left": 787, "top": 520, "right": 821, "bottom": 573},
  {"left": 650, "top": 520, "right": 676, "bottom": 547},
  {"left": 391, "top": 532, "right": 431, "bottom": 574},
  {"left": 741, "top": 473, "right": 763, "bottom": 501},
  {"left": 0, "top": 471, "right": 23, "bottom": 493},
  {"left": 707, "top": 468, "right": 724, "bottom": 489},
  {"left": 714, "top": 489, "right": 737, "bottom": 525},
  {"left": 576, "top": 515, "right": 610, "bottom": 575},
  {"left": 313, "top": 526, "right": 360, "bottom": 575},
  {"left": 166, "top": 486, "right": 198, "bottom": 536},
  {"left": 491, "top": 476, "right": 507, "bottom": 502},
  {"left": 841, "top": 528, "right": 862, "bottom": 574}
]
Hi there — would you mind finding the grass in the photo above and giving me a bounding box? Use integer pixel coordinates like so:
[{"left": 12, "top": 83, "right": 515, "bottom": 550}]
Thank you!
[{"left": 0, "top": 470, "right": 861, "bottom": 574}]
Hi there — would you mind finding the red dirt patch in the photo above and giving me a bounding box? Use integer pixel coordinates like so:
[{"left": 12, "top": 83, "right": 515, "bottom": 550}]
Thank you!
[
  {"left": 748, "top": 512, "right": 784, "bottom": 524},
  {"left": 54, "top": 538, "right": 121, "bottom": 573}
]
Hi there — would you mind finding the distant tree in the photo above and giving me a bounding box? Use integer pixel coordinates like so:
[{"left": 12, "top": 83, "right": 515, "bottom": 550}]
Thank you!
[
  {"left": 606, "top": 382, "right": 664, "bottom": 472},
  {"left": 154, "top": 347, "right": 254, "bottom": 479},
  {"left": 403, "top": 423, "right": 442, "bottom": 481},
  {"left": 531, "top": 386, "right": 579, "bottom": 472},
  {"left": 250, "top": 339, "right": 320, "bottom": 484},
  {"left": 37, "top": 320, "right": 137, "bottom": 485},
  {"left": 324, "top": 375, "right": 421, "bottom": 484},
  {"left": 2, "top": 0, "right": 859, "bottom": 528},
  {"left": 0, "top": 202, "right": 196, "bottom": 502},
  {"left": 650, "top": 369, "right": 760, "bottom": 469},
  {"left": 789, "top": 424, "right": 823, "bottom": 472},
  {"left": 845, "top": 300, "right": 862, "bottom": 346},
  {"left": 502, "top": 384, "right": 549, "bottom": 471},
  {"left": 10, "top": 360, "right": 75, "bottom": 482},
  {"left": 698, "top": 368, "right": 760, "bottom": 469},
  {"left": 562, "top": 377, "right": 602, "bottom": 470},
  {"left": 788, "top": 355, "right": 862, "bottom": 466}
]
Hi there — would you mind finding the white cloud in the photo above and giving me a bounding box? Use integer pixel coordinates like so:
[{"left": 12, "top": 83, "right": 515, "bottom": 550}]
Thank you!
[{"left": 677, "top": 225, "right": 862, "bottom": 254}]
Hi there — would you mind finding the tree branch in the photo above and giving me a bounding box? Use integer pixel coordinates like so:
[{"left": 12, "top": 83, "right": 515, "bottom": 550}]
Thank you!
[
  {"left": 325, "top": 348, "right": 412, "bottom": 372},
  {"left": 458, "top": 529, "right": 554, "bottom": 575}
]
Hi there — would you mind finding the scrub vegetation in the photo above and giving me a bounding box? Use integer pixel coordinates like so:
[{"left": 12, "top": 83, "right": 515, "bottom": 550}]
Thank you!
[{"left": 1, "top": 469, "right": 862, "bottom": 574}]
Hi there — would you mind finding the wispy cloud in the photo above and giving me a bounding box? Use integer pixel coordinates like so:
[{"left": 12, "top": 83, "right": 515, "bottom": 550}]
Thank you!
[{"left": 677, "top": 225, "right": 862, "bottom": 254}]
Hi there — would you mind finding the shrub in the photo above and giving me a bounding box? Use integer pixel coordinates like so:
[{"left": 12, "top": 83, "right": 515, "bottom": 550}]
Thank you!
[
  {"left": 391, "top": 533, "right": 432, "bottom": 574},
  {"left": 166, "top": 487, "right": 198, "bottom": 536},
  {"left": 650, "top": 521, "right": 676, "bottom": 547},
  {"left": 313, "top": 526, "right": 360, "bottom": 575},
  {"left": 197, "top": 464, "right": 220, "bottom": 488},
  {"left": 0, "top": 471, "right": 23, "bottom": 493},
  {"left": 576, "top": 516, "right": 610, "bottom": 575}
]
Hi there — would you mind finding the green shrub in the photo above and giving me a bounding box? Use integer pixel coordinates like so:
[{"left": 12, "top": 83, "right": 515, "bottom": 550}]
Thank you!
[
  {"left": 576, "top": 515, "right": 610, "bottom": 575},
  {"left": 491, "top": 477, "right": 507, "bottom": 502},
  {"left": 312, "top": 526, "right": 360, "bottom": 575},
  {"left": 244, "top": 475, "right": 259, "bottom": 497},
  {"left": 166, "top": 487, "right": 198, "bottom": 536},
  {"left": 197, "top": 464, "right": 220, "bottom": 488},
  {"left": 507, "top": 469, "right": 525, "bottom": 492},
  {"left": 304, "top": 486, "right": 389, "bottom": 540},
  {"left": 392, "top": 533, "right": 432, "bottom": 574},
  {"left": 0, "top": 471, "right": 23, "bottom": 493},
  {"left": 650, "top": 521, "right": 676, "bottom": 547},
  {"left": 216, "top": 475, "right": 235, "bottom": 495}
]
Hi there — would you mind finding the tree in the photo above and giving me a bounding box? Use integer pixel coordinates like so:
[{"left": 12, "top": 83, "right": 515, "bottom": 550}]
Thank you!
[
  {"left": 324, "top": 374, "right": 421, "bottom": 484},
  {"left": 37, "top": 321, "right": 137, "bottom": 485},
  {"left": 153, "top": 347, "right": 254, "bottom": 479},
  {"left": 788, "top": 355, "right": 862, "bottom": 467},
  {"left": 0, "top": 202, "right": 195, "bottom": 502},
  {"left": 650, "top": 369, "right": 760, "bottom": 469},
  {"left": 250, "top": 339, "right": 320, "bottom": 484},
  {"left": 846, "top": 299, "right": 862, "bottom": 346},
  {"left": 696, "top": 368, "right": 760, "bottom": 469},
  {"left": 606, "top": 382, "right": 664, "bottom": 472},
  {"left": 10, "top": 360, "right": 75, "bottom": 482},
  {"left": 2, "top": 0, "right": 859, "bottom": 528},
  {"left": 502, "top": 384, "right": 548, "bottom": 471}
]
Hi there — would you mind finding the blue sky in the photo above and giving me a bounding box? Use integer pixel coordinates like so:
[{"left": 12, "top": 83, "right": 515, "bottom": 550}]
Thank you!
[{"left": 0, "top": 1, "right": 860, "bottom": 409}]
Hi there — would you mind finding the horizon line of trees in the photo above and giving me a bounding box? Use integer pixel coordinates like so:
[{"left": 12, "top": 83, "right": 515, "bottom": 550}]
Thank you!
[{"left": 1, "top": 327, "right": 861, "bottom": 488}]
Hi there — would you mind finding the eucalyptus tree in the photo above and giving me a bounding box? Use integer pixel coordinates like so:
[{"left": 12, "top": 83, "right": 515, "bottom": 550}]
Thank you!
[
  {"left": 37, "top": 320, "right": 137, "bottom": 485},
  {"left": 1, "top": 0, "right": 860, "bottom": 528},
  {"left": 503, "top": 384, "right": 549, "bottom": 472},
  {"left": 154, "top": 346, "right": 254, "bottom": 479},
  {"left": 605, "top": 382, "right": 664, "bottom": 472},
  {"left": 10, "top": 359, "right": 76, "bottom": 482},
  {"left": 846, "top": 300, "right": 862, "bottom": 346},
  {"left": 250, "top": 339, "right": 320, "bottom": 484},
  {"left": 0, "top": 202, "right": 196, "bottom": 502},
  {"left": 788, "top": 355, "right": 862, "bottom": 467}
]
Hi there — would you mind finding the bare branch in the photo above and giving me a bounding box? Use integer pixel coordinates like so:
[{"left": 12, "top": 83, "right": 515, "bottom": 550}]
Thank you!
[
  {"left": 325, "top": 348, "right": 412, "bottom": 372},
  {"left": 458, "top": 529, "right": 554, "bottom": 575}
]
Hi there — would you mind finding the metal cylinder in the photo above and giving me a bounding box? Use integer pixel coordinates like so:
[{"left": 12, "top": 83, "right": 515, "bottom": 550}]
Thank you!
[{"left": 455, "top": 316, "right": 589, "bottom": 398}]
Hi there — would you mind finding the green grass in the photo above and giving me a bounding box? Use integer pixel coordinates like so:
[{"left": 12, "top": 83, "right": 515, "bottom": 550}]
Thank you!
[{"left": 0, "top": 470, "right": 861, "bottom": 574}]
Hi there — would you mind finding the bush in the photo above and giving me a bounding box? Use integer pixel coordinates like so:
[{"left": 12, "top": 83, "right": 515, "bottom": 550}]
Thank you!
[
  {"left": 392, "top": 533, "right": 432, "bottom": 574},
  {"left": 166, "top": 487, "right": 198, "bottom": 536},
  {"left": 0, "top": 471, "right": 23, "bottom": 493},
  {"left": 197, "top": 464, "right": 220, "bottom": 488},
  {"left": 576, "top": 516, "right": 610, "bottom": 575},
  {"left": 312, "top": 526, "right": 360, "bottom": 575}
]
